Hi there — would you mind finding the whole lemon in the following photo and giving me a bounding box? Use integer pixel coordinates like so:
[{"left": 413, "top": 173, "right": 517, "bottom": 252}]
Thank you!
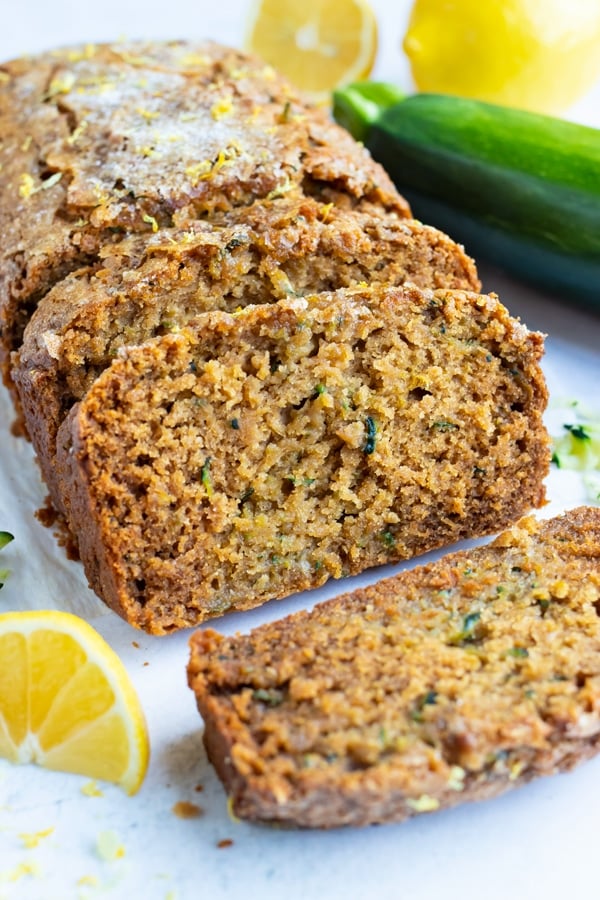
[{"left": 403, "top": 0, "right": 600, "bottom": 114}]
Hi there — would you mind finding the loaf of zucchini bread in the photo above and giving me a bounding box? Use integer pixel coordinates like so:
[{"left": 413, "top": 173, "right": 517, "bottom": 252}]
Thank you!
[
  {"left": 56, "top": 284, "right": 549, "bottom": 632},
  {"left": 1, "top": 41, "right": 551, "bottom": 634},
  {"left": 188, "top": 507, "right": 600, "bottom": 828}
]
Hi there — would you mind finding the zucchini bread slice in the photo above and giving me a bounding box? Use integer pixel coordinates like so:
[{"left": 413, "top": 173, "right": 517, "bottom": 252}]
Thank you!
[
  {"left": 55, "top": 283, "right": 549, "bottom": 633},
  {"left": 13, "top": 196, "right": 479, "bottom": 513},
  {"left": 188, "top": 506, "right": 600, "bottom": 828}
]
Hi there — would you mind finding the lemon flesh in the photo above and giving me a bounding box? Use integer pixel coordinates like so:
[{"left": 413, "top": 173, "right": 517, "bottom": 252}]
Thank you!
[
  {"left": 404, "top": 0, "right": 600, "bottom": 114},
  {"left": 0, "top": 611, "right": 149, "bottom": 794},
  {"left": 245, "top": 0, "right": 378, "bottom": 102}
]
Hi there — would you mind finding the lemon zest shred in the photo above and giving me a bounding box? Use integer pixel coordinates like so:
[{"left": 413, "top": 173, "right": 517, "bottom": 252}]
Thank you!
[
  {"left": 66, "top": 44, "right": 96, "bottom": 62},
  {"left": 48, "top": 71, "right": 76, "bottom": 97},
  {"left": 18, "top": 174, "right": 35, "bottom": 199},
  {"left": 136, "top": 106, "right": 160, "bottom": 121},
  {"left": 180, "top": 52, "right": 210, "bottom": 68},
  {"left": 266, "top": 177, "right": 293, "bottom": 201},
  {"left": 113, "top": 51, "right": 153, "bottom": 68},
  {"left": 18, "top": 827, "right": 54, "bottom": 849},
  {"left": 185, "top": 144, "right": 241, "bottom": 187},
  {"left": 142, "top": 214, "right": 159, "bottom": 233},
  {"left": 246, "top": 104, "right": 263, "bottom": 124},
  {"left": 210, "top": 96, "right": 234, "bottom": 120},
  {"left": 230, "top": 67, "right": 250, "bottom": 80},
  {"left": 447, "top": 765, "right": 466, "bottom": 791},
  {"left": 67, "top": 120, "right": 88, "bottom": 145},
  {"left": 81, "top": 779, "right": 104, "bottom": 797},
  {"left": 0, "top": 861, "right": 41, "bottom": 883},
  {"left": 509, "top": 759, "right": 525, "bottom": 781},
  {"left": 406, "top": 794, "right": 440, "bottom": 812},
  {"left": 185, "top": 159, "right": 212, "bottom": 187},
  {"left": 226, "top": 795, "right": 240, "bottom": 823},
  {"left": 18, "top": 170, "right": 63, "bottom": 201}
]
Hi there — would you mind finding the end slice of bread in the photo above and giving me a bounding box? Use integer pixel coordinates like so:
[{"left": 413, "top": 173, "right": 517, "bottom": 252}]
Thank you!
[{"left": 188, "top": 506, "right": 600, "bottom": 828}]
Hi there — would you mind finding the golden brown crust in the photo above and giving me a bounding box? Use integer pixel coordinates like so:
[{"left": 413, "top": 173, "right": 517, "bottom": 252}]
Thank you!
[
  {"left": 188, "top": 507, "right": 600, "bottom": 828},
  {"left": 13, "top": 197, "right": 479, "bottom": 512},
  {"left": 54, "top": 284, "right": 549, "bottom": 633}
]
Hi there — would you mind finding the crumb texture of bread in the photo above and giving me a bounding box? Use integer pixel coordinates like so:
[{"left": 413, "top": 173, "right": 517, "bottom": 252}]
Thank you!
[
  {"left": 188, "top": 507, "right": 600, "bottom": 828},
  {"left": 13, "top": 197, "right": 479, "bottom": 512},
  {"left": 55, "top": 284, "right": 549, "bottom": 633}
]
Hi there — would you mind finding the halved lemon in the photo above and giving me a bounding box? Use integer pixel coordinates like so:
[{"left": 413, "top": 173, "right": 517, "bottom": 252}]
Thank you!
[
  {"left": 245, "top": 0, "right": 378, "bottom": 102},
  {"left": 0, "top": 611, "right": 149, "bottom": 794}
]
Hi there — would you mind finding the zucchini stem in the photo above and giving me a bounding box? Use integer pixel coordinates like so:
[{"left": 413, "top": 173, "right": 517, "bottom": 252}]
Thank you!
[{"left": 333, "top": 82, "right": 405, "bottom": 142}]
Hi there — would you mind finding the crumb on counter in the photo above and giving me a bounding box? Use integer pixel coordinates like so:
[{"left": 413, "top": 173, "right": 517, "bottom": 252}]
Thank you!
[{"left": 172, "top": 801, "right": 203, "bottom": 819}]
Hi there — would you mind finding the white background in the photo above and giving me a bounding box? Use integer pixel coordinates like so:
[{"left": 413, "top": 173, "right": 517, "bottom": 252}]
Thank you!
[{"left": 0, "top": 2, "right": 600, "bottom": 899}]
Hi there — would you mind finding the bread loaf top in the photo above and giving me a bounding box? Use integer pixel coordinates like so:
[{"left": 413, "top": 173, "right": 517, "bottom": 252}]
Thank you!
[{"left": 0, "top": 41, "right": 408, "bottom": 370}]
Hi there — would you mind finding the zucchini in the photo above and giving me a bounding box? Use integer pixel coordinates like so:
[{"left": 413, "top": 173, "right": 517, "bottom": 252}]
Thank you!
[{"left": 333, "top": 84, "right": 600, "bottom": 309}]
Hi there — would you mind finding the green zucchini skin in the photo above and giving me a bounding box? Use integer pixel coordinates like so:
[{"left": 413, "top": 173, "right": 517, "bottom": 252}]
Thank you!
[{"left": 333, "top": 85, "right": 600, "bottom": 309}]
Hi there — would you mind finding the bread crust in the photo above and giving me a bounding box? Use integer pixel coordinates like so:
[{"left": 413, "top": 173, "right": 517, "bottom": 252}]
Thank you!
[{"left": 188, "top": 507, "right": 600, "bottom": 828}]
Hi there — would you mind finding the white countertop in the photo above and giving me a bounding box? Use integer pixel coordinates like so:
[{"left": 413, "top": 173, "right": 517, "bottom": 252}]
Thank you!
[{"left": 1, "top": 3, "right": 599, "bottom": 899}]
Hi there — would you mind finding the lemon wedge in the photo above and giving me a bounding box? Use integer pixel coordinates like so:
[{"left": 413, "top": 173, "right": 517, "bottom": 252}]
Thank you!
[
  {"left": 403, "top": 0, "right": 600, "bottom": 114},
  {"left": 0, "top": 611, "right": 149, "bottom": 794},
  {"left": 245, "top": 0, "right": 378, "bottom": 103}
]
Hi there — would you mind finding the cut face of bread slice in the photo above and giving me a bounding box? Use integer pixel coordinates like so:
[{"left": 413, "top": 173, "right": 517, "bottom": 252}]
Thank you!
[
  {"left": 188, "top": 507, "right": 600, "bottom": 828},
  {"left": 13, "top": 197, "right": 479, "bottom": 512},
  {"left": 55, "top": 284, "right": 549, "bottom": 633},
  {"left": 0, "top": 41, "right": 408, "bottom": 390}
]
